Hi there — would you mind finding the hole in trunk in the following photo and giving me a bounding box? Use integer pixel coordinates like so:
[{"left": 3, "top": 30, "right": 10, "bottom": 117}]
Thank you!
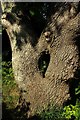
[{"left": 38, "top": 50, "right": 50, "bottom": 78}]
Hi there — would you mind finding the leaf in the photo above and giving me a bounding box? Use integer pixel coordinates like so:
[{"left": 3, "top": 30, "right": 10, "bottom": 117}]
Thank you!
[{"left": 29, "top": 10, "right": 35, "bottom": 16}]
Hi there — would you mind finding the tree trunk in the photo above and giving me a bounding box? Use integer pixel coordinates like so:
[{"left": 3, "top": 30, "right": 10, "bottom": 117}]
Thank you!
[{"left": 1, "top": 2, "right": 80, "bottom": 117}]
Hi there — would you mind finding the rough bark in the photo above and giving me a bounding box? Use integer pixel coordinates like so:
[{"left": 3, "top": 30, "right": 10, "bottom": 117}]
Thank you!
[{"left": 1, "top": 2, "right": 80, "bottom": 117}]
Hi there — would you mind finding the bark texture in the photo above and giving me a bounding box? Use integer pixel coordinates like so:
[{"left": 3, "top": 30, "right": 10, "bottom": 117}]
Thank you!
[{"left": 1, "top": 2, "right": 80, "bottom": 117}]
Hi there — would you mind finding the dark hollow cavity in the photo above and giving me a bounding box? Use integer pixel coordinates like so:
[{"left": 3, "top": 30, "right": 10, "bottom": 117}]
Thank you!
[{"left": 38, "top": 50, "right": 50, "bottom": 78}]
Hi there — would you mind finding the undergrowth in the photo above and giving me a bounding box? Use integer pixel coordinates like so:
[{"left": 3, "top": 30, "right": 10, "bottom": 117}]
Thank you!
[{"left": 2, "top": 61, "right": 19, "bottom": 109}]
